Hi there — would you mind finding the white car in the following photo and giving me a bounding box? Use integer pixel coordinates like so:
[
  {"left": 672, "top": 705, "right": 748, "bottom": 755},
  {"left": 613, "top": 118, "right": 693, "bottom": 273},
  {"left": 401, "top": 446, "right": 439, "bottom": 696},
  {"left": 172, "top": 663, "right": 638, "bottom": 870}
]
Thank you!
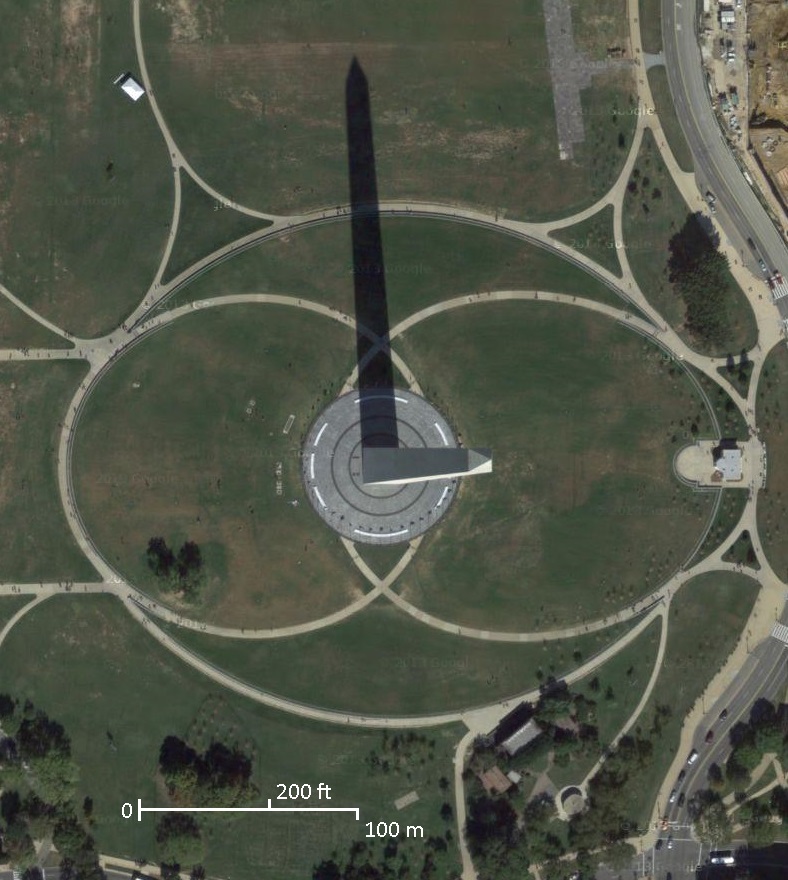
[
  {"left": 669, "top": 789, "right": 677, "bottom": 803},
  {"left": 667, "top": 836, "right": 674, "bottom": 850},
  {"left": 687, "top": 749, "right": 699, "bottom": 765}
]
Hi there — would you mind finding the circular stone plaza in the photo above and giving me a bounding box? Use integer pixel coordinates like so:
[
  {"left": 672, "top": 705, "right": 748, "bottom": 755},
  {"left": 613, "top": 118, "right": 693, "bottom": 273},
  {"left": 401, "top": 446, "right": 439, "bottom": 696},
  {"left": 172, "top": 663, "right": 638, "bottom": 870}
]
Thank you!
[{"left": 302, "top": 388, "right": 463, "bottom": 544}]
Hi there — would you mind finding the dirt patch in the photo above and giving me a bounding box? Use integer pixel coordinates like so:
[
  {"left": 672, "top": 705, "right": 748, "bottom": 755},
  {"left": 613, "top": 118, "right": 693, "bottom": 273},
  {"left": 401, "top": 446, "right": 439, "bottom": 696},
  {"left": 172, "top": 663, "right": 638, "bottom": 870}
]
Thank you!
[
  {"left": 58, "top": 0, "right": 100, "bottom": 119},
  {"left": 748, "top": 1, "right": 788, "bottom": 126},
  {"left": 155, "top": 0, "right": 219, "bottom": 43}
]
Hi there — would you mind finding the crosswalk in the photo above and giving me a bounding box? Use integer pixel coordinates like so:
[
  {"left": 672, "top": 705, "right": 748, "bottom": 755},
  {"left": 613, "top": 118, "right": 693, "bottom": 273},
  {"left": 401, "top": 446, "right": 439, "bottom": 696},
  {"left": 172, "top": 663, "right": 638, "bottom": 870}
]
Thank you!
[{"left": 771, "top": 622, "right": 788, "bottom": 645}]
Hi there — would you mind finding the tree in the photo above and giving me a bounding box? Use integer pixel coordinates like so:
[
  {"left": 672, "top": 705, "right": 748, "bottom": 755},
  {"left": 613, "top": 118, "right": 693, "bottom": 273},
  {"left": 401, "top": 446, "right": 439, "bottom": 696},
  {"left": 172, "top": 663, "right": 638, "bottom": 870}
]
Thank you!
[
  {"left": 147, "top": 537, "right": 175, "bottom": 578},
  {"left": 440, "top": 802, "right": 453, "bottom": 822},
  {"left": 155, "top": 813, "right": 204, "bottom": 869},
  {"left": 28, "top": 751, "right": 79, "bottom": 805},
  {"left": 667, "top": 213, "right": 733, "bottom": 348},
  {"left": 693, "top": 797, "right": 732, "bottom": 845}
]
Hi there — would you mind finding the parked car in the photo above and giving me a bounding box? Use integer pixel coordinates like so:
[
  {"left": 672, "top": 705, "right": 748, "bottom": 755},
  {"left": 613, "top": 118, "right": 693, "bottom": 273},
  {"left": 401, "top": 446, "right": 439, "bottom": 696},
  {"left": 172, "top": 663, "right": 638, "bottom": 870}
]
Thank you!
[
  {"left": 719, "top": 708, "right": 729, "bottom": 721},
  {"left": 706, "top": 729, "right": 715, "bottom": 743},
  {"left": 687, "top": 749, "right": 699, "bottom": 765},
  {"left": 759, "top": 258, "right": 769, "bottom": 275},
  {"left": 678, "top": 769, "right": 687, "bottom": 783},
  {"left": 669, "top": 789, "right": 677, "bottom": 804},
  {"left": 655, "top": 838, "right": 664, "bottom": 850},
  {"left": 678, "top": 792, "right": 686, "bottom": 808}
]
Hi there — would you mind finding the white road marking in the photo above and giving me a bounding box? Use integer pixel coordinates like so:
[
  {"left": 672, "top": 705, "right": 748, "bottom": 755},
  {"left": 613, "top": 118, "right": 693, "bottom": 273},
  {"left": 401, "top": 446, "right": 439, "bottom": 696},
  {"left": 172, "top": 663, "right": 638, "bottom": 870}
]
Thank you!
[
  {"left": 353, "top": 528, "right": 410, "bottom": 538},
  {"left": 771, "top": 622, "right": 788, "bottom": 645},
  {"left": 434, "top": 422, "right": 448, "bottom": 445},
  {"left": 309, "top": 453, "right": 315, "bottom": 480},
  {"left": 313, "top": 487, "right": 327, "bottom": 508},
  {"left": 314, "top": 423, "right": 328, "bottom": 447}
]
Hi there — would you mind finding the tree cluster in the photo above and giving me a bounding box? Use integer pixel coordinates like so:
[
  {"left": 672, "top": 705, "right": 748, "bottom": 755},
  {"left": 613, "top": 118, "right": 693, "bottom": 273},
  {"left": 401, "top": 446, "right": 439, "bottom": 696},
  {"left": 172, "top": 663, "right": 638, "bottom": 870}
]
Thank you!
[
  {"left": 0, "top": 695, "right": 102, "bottom": 880},
  {"left": 364, "top": 731, "right": 436, "bottom": 775},
  {"left": 158, "top": 735, "right": 258, "bottom": 807},
  {"left": 667, "top": 213, "right": 735, "bottom": 349},
  {"left": 155, "top": 812, "right": 204, "bottom": 875},
  {"left": 725, "top": 699, "right": 787, "bottom": 790},
  {"left": 146, "top": 537, "right": 204, "bottom": 599}
]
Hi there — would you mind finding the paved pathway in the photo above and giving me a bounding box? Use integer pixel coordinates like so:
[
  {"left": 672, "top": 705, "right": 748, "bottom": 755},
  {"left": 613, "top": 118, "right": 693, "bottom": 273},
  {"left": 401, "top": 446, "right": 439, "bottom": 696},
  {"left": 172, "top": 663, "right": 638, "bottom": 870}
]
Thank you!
[{"left": 0, "top": 1, "right": 784, "bottom": 877}]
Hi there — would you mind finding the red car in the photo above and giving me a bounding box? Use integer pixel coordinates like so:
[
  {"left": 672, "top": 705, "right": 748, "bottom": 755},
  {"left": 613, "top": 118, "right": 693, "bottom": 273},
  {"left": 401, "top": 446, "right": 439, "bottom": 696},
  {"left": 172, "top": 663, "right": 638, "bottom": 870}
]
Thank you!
[{"left": 705, "top": 729, "right": 714, "bottom": 743}]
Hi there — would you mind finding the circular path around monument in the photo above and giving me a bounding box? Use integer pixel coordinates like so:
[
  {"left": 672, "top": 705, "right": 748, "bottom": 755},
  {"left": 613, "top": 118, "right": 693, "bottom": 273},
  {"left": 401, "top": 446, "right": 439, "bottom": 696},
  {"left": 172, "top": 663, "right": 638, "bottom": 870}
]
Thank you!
[{"left": 302, "top": 389, "right": 458, "bottom": 544}]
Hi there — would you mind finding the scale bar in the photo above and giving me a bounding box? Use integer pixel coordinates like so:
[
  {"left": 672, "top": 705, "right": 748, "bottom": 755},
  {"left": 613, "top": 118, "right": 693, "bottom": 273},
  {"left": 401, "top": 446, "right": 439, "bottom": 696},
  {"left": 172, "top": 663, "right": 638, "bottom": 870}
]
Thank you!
[{"left": 136, "top": 799, "right": 359, "bottom": 821}]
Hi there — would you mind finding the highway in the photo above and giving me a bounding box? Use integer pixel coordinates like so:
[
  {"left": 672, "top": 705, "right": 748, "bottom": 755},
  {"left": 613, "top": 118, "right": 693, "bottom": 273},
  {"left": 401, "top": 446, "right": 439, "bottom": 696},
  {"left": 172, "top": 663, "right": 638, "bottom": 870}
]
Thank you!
[{"left": 662, "top": 0, "right": 788, "bottom": 319}]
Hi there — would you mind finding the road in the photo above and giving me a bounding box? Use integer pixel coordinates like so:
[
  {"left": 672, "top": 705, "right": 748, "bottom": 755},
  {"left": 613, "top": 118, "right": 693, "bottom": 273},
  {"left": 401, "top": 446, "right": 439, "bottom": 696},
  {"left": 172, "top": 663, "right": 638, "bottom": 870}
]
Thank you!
[
  {"left": 596, "top": 616, "right": 787, "bottom": 880},
  {"left": 662, "top": 0, "right": 788, "bottom": 318}
]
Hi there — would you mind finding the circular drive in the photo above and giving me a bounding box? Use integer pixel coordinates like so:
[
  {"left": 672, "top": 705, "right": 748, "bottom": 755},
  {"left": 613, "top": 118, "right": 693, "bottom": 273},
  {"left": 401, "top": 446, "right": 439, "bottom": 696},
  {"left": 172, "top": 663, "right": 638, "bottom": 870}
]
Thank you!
[{"left": 302, "top": 389, "right": 458, "bottom": 544}]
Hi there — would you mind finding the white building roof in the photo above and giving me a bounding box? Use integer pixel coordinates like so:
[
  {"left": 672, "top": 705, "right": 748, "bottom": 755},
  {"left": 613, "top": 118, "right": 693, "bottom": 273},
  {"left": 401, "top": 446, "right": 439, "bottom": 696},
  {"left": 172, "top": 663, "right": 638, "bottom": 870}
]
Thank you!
[
  {"left": 114, "top": 73, "right": 145, "bottom": 102},
  {"left": 714, "top": 448, "right": 742, "bottom": 481},
  {"left": 501, "top": 719, "right": 542, "bottom": 756}
]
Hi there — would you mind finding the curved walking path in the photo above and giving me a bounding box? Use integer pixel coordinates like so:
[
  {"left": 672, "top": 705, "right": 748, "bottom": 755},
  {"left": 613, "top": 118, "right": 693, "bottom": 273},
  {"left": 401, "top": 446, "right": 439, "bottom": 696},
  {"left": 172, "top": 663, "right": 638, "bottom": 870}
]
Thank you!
[{"left": 0, "top": 2, "right": 784, "bottom": 877}]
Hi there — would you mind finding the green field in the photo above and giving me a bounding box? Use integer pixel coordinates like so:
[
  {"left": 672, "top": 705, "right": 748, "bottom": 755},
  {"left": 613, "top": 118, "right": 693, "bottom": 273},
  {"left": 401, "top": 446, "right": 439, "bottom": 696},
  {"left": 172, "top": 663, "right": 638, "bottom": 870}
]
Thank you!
[
  {"left": 688, "top": 365, "right": 749, "bottom": 438},
  {"left": 393, "top": 301, "right": 717, "bottom": 631},
  {"left": 648, "top": 67, "right": 694, "bottom": 173},
  {"left": 0, "top": 299, "right": 73, "bottom": 349},
  {"left": 623, "top": 130, "right": 757, "bottom": 356},
  {"left": 159, "top": 599, "right": 635, "bottom": 715},
  {"left": 722, "top": 530, "right": 760, "bottom": 570},
  {"left": 548, "top": 616, "right": 663, "bottom": 791},
  {"left": 0, "top": 0, "right": 172, "bottom": 337},
  {"left": 691, "top": 489, "right": 749, "bottom": 565},
  {"left": 639, "top": 0, "right": 663, "bottom": 53},
  {"left": 161, "top": 171, "right": 272, "bottom": 284},
  {"left": 551, "top": 206, "right": 623, "bottom": 278},
  {"left": 0, "top": 361, "right": 97, "bottom": 583},
  {"left": 140, "top": 0, "right": 634, "bottom": 221},
  {"left": 617, "top": 571, "right": 759, "bottom": 828},
  {"left": 0, "top": 596, "right": 34, "bottom": 631},
  {"left": 0, "top": 595, "right": 464, "bottom": 880},
  {"left": 756, "top": 344, "right": 788, "bottom": 578},
  {"left": 160, "top": 216, "right": 629, "bottom": 324},
  {"left": 72, "top": 303, "right": 365, "bottom": 629},
  {"left": 571, "top": 0, "right": 629, "bottom": 60}
]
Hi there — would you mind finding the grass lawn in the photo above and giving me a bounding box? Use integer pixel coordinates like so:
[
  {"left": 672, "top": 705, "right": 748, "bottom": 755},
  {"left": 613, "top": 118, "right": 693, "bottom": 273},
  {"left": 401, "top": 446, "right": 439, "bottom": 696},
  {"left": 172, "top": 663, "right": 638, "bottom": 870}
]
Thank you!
[
  {"left": 140, "top": 0, "right": 634, "bottom": 221},
  {"left": 393, "top": 301, "right": 717, "bottom": 631},
  {"left": 548, "top": 616, "right": 663, "bottom": 791},
  {"left": 0, "top": 0, "right": 173, "bottom": 337},
  {"left": 717, "top": 360, "right": 754, "bottom": 399},
  {"left": 571, "top": 0, "right": 629, "bottom": 60},
  {"left": 688, "top": 365, "right": 749, "bottom": 438},
  {"left": 623, "top": 129, "right": 757, "bottom": 357},
  {"left": 159, "top": 599, "right": 635, "bottom": 715},
  {"left": 648, "top": 67, "right": 694, "bottom": 173},
  {"left": 161, "top": 216, "right": 630, "bottom": 324},
  {"left": 0, "top": 595, "right": 464, "bottom": 880},
  {"left": 639, "top": 0, "right": 663, "bottom": 53},
  {"left": 0, "top": 299, "right": 73, "bottom": 349},
  {"left": 756, "top": 344, "right": 788, "bottom": 579},
  {"left": 161, "top": 171, "right": 271, "bottom": 284},
  {"left": 616, "top": 571, "right": 759, "bottom": 829},
  {"left": 0, "top": 361, "right": 97, "bottom": 583},
  {"left": 722, "top": 530, "right": 760, "bottom": 570},
  {"left": 551, "top": 206, "right": 623, "bottom": 278},
  {"left": 72, "top": 303, "right": 365, "bottom": 629},
  {"left": 355, "top": 542, "right": 413, "bottom": 580},
  {"left": 0, "top": 596, "right": 34, "bottom": 630},
  {"left": 692, "top": 489, "right": 749, "bottom": 564}
]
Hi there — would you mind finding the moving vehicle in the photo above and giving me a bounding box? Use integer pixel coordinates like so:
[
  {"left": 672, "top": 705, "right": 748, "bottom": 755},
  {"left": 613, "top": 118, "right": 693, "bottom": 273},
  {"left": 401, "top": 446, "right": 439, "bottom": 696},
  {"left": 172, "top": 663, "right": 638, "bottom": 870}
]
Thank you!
[
  {"left": 759, "top": 258, "right": 769, "bottom": 275},
  {"left": 667, "top": 835, "right": 674, "bottom": 849},
  {"left": 705, "top": 191, "right": 717, "bottom": 214},
  {"left": 710, "top": 851, "right": 735, "bottom": 865},
  {"left": 687, "top": 749, "right": 699, "bottom": 765},
  {"left": 719, "top": 708, "right": 728, "bottom": 721}
]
